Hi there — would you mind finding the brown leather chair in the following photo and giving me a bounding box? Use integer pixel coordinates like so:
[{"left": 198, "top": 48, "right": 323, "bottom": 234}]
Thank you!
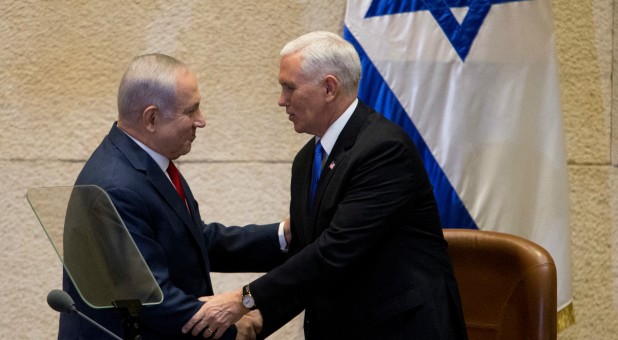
[{"left": 444, "top": 229, "right": 557, "bottom": 340}]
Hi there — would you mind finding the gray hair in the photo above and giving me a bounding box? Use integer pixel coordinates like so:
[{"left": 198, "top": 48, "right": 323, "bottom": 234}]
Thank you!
[
  {"left": 280, "top": 31, "right": 361, "bottom": 96},
  {"left": 117, "top": 53, "right": 188, "bottom": 122}
]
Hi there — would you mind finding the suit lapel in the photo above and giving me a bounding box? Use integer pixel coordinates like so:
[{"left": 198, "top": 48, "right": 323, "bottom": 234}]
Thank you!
[
  {"left": 309, "top": 102, "right": 373, "bottom": 235},
  {"left": 182, "top": 176, "right": 204, "bottom": 228},
  {"left": 294, "top": 141, "right": 315, "bottom": 244},
  {"left": 146, "top": 166, "right": 197, "bottom": 233},
  {"left": 108, "top": 124, "right": 205, "bottom": 249}
]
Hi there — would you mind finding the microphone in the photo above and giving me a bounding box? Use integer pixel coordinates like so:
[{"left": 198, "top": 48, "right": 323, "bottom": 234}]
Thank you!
[
  {"left": 47, "top": 289, "right": 77, "bottom": 313},
  {"left": 47, "top": 289, "right": 123, "bottom": 340}
]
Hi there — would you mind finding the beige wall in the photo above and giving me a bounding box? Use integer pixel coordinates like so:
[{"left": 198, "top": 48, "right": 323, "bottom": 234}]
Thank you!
[{"left": 0, "top": 1, "right": 616, "bottom": 339}]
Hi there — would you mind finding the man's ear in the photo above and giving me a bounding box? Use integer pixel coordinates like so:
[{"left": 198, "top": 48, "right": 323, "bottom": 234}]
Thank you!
[
  {"left": 324, "top": 75, "right": 339, "bottom": 103},
  {"left": 142, "top": 105, "right": 159, "bottom": 133}
]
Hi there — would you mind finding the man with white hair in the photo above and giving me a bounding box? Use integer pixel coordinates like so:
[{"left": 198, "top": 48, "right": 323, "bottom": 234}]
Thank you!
[{"left": 186, "top": 32, "right": 468, "bottom": 340}]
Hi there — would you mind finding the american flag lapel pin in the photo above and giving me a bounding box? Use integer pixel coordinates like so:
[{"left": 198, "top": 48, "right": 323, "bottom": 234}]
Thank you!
[{"left": 329, "top": 161, "right": 335, "bottom": 170}]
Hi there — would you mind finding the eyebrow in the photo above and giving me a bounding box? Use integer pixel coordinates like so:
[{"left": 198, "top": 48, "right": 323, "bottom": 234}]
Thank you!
[{"left": 184, "top": 102, "right": 200, "bottom": 113}]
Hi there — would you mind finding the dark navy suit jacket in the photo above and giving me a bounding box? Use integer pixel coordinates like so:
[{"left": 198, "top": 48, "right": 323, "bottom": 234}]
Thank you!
[
  {"left": 59, "top": 123, "right": 285, "bottom": 339},
  {"left": 251, "top": 101, "right": 468, "bottom": 340}
]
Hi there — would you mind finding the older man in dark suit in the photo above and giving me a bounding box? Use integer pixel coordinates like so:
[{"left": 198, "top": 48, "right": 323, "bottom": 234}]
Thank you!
[
  {"left": 186, "top": 32, "right": 468, "bottom": 340},
  {"left": 59, "top": 53, "right": 287, "bottom": 339}
]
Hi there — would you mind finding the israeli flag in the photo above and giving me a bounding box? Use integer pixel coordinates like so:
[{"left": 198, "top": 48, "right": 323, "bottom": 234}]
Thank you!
[{"left": 344, "top": 0, "right": 572, "bottom": 322}]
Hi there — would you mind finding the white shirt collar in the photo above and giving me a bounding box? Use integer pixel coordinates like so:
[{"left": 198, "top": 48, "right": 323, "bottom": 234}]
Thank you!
[
  {"left": 316, "top": 98, "right": 358, "bottom": 155},
  {"left": 119, "top": 127, "right": 170, "bottom": 174}
]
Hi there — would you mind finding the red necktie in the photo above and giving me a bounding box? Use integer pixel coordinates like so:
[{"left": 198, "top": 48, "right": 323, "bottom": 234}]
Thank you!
[{"left": 166, "top": 161, "right": 186, "bottom": 202}]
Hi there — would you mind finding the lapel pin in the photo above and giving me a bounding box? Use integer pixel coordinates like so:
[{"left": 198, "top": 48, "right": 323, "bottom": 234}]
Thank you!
[{"left": 329, "top": 161, "right": 335, "bottom": 170}]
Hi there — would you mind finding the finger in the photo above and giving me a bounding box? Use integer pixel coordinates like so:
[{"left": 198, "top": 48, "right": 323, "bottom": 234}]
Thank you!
[
  {"left": 199, "top": 296, "right": 211, "bottom": 303},
  {"left": 182, "top": 315, "right": 200, "bottom": 334},
  {"left": 204, "top": 327, "right": 215, "bottom": 339},
  {"left": 191, "top": 319, "right": 209, "bottom": 337}
]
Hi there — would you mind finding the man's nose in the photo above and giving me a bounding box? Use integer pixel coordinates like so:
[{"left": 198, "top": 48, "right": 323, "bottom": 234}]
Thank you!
[
  {"left": 278, "top": 92, "right": 287, "bottom": 107},
  {"left": 194, "top": 110, "right": 206, "bottom": 128}
]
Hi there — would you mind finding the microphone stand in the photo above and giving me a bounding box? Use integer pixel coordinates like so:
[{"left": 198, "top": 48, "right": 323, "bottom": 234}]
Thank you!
[
  {"left": 75, "top": 309, "right": 123, "bottom": 340},
  {"left": 113, "top": 299, "right": 143, "bottom": 340}
]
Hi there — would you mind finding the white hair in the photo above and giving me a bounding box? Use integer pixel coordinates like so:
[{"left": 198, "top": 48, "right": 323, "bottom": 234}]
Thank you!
[{"left": 280, "top": 31, "right": 361, "bottom": 96}]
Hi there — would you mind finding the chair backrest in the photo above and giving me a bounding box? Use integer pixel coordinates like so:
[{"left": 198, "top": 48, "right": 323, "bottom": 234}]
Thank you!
[{"left": 443, "top": 229, "right": 557, "bottom": 340}]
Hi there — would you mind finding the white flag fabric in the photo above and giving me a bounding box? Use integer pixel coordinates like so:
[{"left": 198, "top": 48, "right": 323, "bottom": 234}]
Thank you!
[{"left": 344, "top": 0, "right": 572, "bottom": 323}]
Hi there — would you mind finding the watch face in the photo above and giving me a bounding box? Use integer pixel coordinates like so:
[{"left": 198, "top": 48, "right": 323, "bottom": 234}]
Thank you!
[{"left": 242, "top": 295, "right": 255, "bottom": 308}]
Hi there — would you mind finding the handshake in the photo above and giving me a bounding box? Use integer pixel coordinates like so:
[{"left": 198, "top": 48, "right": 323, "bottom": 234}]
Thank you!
[
  {"left": 182, "top": 219, "right": 291, "bottom": 339},
  {"left": 182, "top": 288, "right": 263, "bottom": 340}
]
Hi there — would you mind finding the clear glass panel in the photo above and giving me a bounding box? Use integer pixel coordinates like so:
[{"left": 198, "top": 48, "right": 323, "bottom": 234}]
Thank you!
[{"left": 27, "top": 185, "right": 163, "bottom": 309}]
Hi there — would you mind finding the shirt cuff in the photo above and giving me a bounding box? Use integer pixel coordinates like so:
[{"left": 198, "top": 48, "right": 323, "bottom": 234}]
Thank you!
[{"left": 278, "top": 221, "right": 288, "bottom": 253}]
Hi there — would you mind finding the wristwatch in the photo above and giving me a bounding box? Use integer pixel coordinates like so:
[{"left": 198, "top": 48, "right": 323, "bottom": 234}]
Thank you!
[{"left": 242, "top": 285, "right": 257, "bottom": 310}]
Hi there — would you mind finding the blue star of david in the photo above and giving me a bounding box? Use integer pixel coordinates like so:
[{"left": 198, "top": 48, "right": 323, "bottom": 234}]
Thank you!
[{"left": 365, "top": 0, "right": 526, "bottom": 61}]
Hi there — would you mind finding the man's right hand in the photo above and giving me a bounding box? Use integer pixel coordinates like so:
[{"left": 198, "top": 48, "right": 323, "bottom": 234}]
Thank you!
[
  {"left": 182, "top": 290, "right": 246, "bottom": 339},
  {"left": 235, "top": 310, "right": 263, "bottom": 340}
]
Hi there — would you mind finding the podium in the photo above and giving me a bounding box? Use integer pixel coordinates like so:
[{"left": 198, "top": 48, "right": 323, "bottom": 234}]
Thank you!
[{"left": 27, "top": 185, "right": 163, "bottom": 339}]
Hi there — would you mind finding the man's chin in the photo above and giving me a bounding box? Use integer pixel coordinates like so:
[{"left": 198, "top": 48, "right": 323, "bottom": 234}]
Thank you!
[
  {"left": 292, "top": 124, "right": 305, "bottom": 134},
  {"left": 172, "top": 147, "right": 191, "bottom": 160}
]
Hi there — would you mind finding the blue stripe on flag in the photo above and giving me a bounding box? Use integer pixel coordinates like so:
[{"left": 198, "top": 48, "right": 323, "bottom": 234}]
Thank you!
[{"left": 344, "top": 26, "right": 477, "bottom": 230}]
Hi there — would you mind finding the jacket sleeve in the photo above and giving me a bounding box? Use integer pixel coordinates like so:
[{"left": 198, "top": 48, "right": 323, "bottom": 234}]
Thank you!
[{"left": 203, "top": 221, "right": 287, "bottom": 273}]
